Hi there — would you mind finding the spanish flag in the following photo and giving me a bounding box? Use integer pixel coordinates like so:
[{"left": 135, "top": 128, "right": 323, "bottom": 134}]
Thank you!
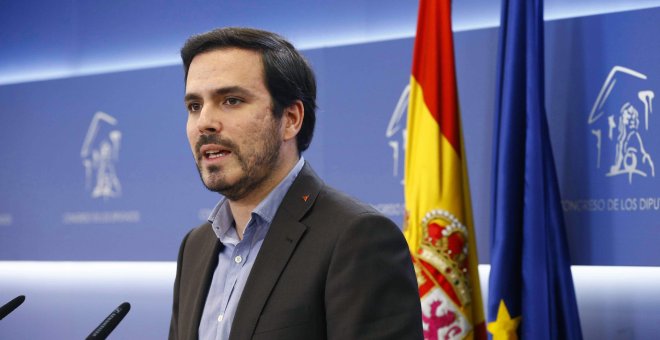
[{"left": 403, "top": 0, "right": 486, "bottom": 338}]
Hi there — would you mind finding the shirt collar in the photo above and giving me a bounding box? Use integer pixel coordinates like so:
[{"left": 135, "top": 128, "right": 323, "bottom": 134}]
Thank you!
[{"left": 207, "top": 157, "right": 306, "bottom": 240}]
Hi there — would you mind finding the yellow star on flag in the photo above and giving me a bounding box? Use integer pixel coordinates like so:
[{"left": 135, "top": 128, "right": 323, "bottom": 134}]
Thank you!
[{"left": 487, "top": 300, "right": 521, "bottom": 340}]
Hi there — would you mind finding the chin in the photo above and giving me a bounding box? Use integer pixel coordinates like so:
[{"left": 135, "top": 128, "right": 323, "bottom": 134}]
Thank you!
[
  {"left": 199, "top": 170, "right": 230, "bottom": 193},
  {"left": 203, "top": 176, "right": 229, "bottom": 190},
  {"left": 203, "top": 182, "right": 231, "bottom": 194}
]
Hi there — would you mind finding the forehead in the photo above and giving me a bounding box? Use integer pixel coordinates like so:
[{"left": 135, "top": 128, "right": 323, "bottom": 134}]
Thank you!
[{"left": 185, "top": 48, "right": 266, "bottom": 92}]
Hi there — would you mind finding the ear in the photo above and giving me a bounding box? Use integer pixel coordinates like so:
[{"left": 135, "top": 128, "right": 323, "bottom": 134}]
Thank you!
[{"left": 282, "top": 100, "right": 304, "bottom": 142}]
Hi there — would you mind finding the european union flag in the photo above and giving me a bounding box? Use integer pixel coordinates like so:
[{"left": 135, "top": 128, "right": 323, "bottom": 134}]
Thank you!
[{"left": 487, "top": 0, "right": 583, "bottom": 339}]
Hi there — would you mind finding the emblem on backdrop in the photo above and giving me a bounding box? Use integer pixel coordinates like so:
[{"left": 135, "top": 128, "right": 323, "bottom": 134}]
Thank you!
[
  {"left": 386, "top": 84, "right": 410, "bottom": 183},
  {"left": 364, "top": 85, "right": 411, "bottom": 219},
  {"left": 588, "top": 66, "right": 655, "bottom": 183},
  {"left": 81, "top": 112, "right": 122, "bottom": 199}
]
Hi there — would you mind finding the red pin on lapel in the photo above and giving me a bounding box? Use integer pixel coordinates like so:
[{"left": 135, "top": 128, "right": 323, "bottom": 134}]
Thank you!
[{"left": 302, "top": 195, "right": 309, "bottom": 202}]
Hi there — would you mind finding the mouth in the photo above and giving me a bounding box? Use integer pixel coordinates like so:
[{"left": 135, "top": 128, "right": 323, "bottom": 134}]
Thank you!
[{"left": 199, "top": 144, "right": 232, "bottom": 162}]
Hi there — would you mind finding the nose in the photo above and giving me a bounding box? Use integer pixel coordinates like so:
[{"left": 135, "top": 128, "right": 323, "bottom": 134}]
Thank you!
[{"left": 196, "top": 106, "right": 221, "bottom": 134}]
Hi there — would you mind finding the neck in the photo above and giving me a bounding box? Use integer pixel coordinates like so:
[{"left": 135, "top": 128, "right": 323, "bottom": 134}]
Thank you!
[{"left": 229, "top": 151, "right": 299, "bottom": 239}]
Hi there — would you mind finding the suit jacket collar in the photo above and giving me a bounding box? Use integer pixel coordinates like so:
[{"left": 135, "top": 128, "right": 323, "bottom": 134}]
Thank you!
[{"left": 229, "top": 162, "right": 323, "bottom": 340}]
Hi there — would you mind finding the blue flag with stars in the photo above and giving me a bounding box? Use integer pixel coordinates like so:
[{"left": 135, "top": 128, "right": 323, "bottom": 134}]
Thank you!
[{"left": 487, "top": 0, "right": 583, "bottom": 339}]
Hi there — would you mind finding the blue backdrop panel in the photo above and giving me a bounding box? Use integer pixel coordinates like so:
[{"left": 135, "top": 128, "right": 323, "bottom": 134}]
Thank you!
[
  {"left": 0, "top": 67, "right": 205, "bottom": 260},
  {"left": 545, "top": 8, "right": 660, "bottom": 265},
  {"left": 1, "top": 7, "right": 660, "bottom": 265}
]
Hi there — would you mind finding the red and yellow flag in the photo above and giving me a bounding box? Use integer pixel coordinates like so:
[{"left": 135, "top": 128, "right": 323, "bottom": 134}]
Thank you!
[{"left": 404, "top": 0, "right": 486, "bottom": 338}]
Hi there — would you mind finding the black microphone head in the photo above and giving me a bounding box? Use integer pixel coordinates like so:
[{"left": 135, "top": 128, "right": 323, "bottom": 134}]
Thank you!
[
  {"left": 0, "top": 295, "right": 25, "bottom": 320},
  {"left": 86, "top": 302, "right": 131, "bottom": 340}
]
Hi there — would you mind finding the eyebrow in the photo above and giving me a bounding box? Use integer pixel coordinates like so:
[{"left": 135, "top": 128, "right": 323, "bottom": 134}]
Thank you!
[{"left": 184, "top": 86, "right": 253, "bottom": 102}]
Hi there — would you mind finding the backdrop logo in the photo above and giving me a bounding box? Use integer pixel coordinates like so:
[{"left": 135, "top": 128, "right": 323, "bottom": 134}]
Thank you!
[
  {"left": 386, "top": 84, "right": 410, "bottom": 182},
  {"left": 588, "top": 66, "right": 655, "bottom": 183},
  {"left": 367, "top": 85, "right": 411, "bottom": 219},
  {"left": 81, "top": 112, "right": 122, "bottom": 199}
]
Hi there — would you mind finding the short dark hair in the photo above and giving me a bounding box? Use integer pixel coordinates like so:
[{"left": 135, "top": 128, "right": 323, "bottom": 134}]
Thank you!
[{"left": 181, "top": 27, "right": 317, "bottom": 153}]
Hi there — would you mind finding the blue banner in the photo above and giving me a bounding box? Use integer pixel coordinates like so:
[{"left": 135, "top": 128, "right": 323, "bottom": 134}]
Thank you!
[
  {"left": 1, "top": 8, "right": 660, "bottom": 265},
  {"left": 487, "top": 0, "right": 582, "bottom": 338}
]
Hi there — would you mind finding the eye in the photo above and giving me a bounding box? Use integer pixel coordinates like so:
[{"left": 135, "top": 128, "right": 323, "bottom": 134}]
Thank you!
[
  {"left": 187, "top": 102, "right": 202, "bottom": 112},
  {"left": 223, "top": 97, "right": 243, "bottom": 106}
]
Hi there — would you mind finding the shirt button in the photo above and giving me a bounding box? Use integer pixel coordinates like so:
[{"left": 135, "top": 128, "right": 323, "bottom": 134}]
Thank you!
[
  {"left": 234, "top": 255, "right": 242, "bottom": 264},
  {"left": 218, "top": 314, "right": 224, "bottom": 322}
]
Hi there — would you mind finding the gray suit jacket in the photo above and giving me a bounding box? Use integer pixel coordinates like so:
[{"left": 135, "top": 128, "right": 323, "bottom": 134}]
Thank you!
[{"left": 169, "top": 163, "right": 423, "bottom": 340}]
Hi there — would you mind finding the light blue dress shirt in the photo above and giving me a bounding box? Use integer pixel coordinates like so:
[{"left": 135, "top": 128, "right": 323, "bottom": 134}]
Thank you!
[{"left": 198, "top": 157, "right": 305, "bottom": 340}]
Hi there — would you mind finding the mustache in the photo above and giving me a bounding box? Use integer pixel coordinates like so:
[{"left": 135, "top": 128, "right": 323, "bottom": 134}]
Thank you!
[{"left": 195, "top": 134, "right": 239, "bottom": 156}]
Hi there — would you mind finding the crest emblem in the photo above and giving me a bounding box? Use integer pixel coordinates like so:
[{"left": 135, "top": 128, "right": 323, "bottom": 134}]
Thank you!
[
  {"left": 81, "top": 112, "right": 122, "bottom": 199},
  {"left": 415, "top": 209, "right": 472, "bottom": 339},
  {"left": 588, "top": 66, "right": 655, "bottom": 183}
]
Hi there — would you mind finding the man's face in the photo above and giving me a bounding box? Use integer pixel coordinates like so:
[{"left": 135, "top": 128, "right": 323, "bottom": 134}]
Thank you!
[{"left": 184, "top": 48, "right": 284, "bottom": 201}]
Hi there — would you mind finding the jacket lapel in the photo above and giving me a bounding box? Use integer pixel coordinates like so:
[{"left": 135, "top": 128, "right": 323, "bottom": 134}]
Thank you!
[
  {"left": 184, "top": 224, "right": 222, "bottom": 339},
  {"left": 229, "top": 163, "right": 323, "bottom": 340}
]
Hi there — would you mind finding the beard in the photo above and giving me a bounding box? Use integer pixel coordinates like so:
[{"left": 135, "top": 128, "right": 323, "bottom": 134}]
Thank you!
[{"left": 194, "top": 124, "right": 282, "bottom": 201}]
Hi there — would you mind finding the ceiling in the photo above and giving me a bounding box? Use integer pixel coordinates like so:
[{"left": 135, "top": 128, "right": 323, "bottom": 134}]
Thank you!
[{"left": 1, "top": 0, "right": 658, "bottom": 85}]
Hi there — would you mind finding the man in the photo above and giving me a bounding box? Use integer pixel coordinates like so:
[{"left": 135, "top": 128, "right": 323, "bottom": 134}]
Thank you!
[{"left": 169, "top": 27, "right": 422, "bottom": 340}]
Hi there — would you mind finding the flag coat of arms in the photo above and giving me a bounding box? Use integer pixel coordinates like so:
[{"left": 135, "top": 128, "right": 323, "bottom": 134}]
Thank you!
[{"left": 404, "top": 0, "right": 486, "bottom": 338}]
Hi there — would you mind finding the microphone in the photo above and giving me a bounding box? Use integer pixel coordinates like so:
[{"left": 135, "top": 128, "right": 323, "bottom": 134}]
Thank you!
[
  {"left": 86, "top": 302, "right": 131, "bottom": 340},
  {"left": 0, "top": 295, "right": 25, "bottom": 320}
]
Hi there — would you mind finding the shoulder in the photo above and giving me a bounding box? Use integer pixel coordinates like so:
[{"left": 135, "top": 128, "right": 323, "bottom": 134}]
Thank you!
[
  {"left": 291, "top": 162, "right": 400, "bottom": 235},
  {"left": 306, "top": 184, "right": 403, "bottom": 241},
  {"left": 316, "top": 185, "right": 382, "bottom": 221}
]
